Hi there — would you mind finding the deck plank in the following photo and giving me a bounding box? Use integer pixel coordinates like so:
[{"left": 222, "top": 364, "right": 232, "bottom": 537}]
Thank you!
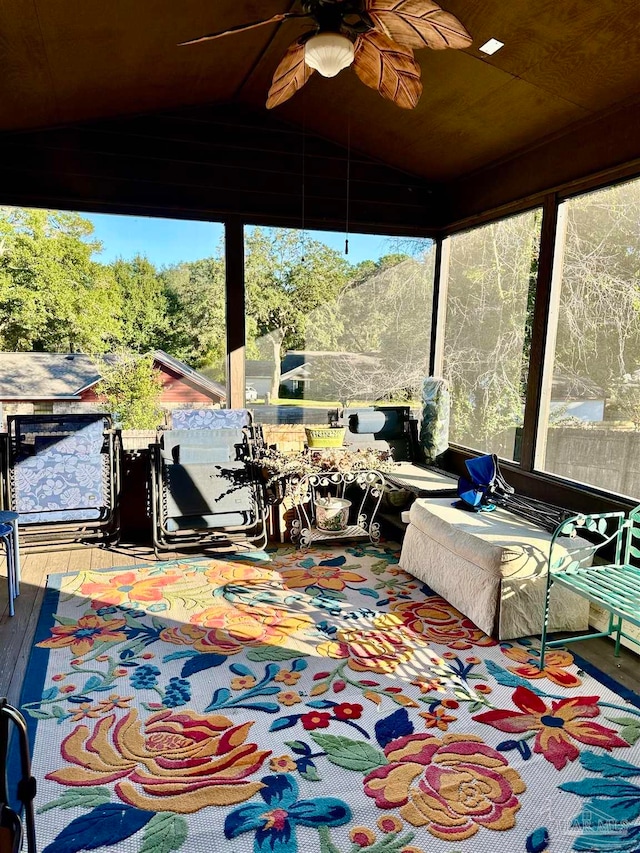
[{"left": 0, "top": 550, "right": 50, "bottom": 705}]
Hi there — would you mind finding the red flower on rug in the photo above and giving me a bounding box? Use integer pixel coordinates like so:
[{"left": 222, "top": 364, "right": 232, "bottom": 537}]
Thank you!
[
  {"left": 334, "top": 702, "right": 363, "bottom": 721},
  {"left": 363, "top": 733, "right": 525, "bottom": 841},
  {"left": 300, "top": 711, "right": 332, "bottom": 730},
  {"left": 473, "top": 686, "right": 629, "bottom": 770},
  {"left": 388, "top": 598, "right": 497, "bottom": 650},
  {"left": 80, "top": 571, "right": 181, "bottom": 609},
  {"left": 318, "top": 627, "right": 415, "bottom": 674},
  {"left": 37, "top": 614, "right": 127, "bottom": 656},
  {"left": 46, "top": 709, "right": 270, "bottom": 813},
  {"left": 160, "top": 602, "right": 312, "bottom": 656},
  {"left": 501, "top": 645, "right": 582, "bottom": 688}
]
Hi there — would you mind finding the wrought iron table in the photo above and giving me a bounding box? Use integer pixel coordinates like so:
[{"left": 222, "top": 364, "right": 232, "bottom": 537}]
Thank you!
[{"left": 290, "top": 470, "right": 386, "bottom": 548}]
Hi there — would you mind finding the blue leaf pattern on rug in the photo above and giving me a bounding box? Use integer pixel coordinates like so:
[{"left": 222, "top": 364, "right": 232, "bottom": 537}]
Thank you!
[{"left": 43, "top": 804, "right": 154, "bottom": 853}]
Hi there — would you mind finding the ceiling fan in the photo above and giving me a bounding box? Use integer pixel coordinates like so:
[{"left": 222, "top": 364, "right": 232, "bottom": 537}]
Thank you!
[{"left": 180, "top": 0, "right": 472, "bottom": 110}]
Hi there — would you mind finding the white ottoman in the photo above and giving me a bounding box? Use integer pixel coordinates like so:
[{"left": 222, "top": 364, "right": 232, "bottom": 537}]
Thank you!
[{"left": 399, "top": 498, "right": 590, "bottom": 640}]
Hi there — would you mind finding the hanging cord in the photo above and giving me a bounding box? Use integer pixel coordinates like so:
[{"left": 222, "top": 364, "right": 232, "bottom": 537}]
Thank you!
[
  {"left": 301, "top": 90, "right": 307, "bottom": 262},
  {"left": 345, "top": 117, "right": 351, "bottom": 256}
]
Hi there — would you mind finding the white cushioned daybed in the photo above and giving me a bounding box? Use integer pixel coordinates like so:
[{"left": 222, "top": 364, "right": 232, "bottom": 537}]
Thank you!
[{"left": 398, "top": 491, "right": 590, "bottom": 641}]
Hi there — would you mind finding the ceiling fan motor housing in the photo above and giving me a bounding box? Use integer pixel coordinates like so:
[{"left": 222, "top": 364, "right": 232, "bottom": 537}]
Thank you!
[{"left": 302, "top": 0, "right": 374, "bottom": 36}]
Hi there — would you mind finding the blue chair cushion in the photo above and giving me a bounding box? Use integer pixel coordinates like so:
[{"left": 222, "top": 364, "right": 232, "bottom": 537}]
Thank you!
[{"left": 171, "top": 409, "right": 250, "bottom": 429}]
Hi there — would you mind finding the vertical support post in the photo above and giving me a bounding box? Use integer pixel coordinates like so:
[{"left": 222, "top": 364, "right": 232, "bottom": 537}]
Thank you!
[
  {"left": 225, "top": 219, "right": 246, "bottom": 410},
  {"left": 519, "top": 195, "right": 566, "bottom": 471},
  {"left": 534, "top": 201, "right": 568, "bottom": 472},
  {"left": 430, "top": 235, "right": 451, "bottom": 377}
]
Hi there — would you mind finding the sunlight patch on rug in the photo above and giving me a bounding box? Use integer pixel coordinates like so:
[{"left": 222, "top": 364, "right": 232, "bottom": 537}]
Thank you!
[{"left": 21, "top": 543, "right": 640, "bottom": 853}]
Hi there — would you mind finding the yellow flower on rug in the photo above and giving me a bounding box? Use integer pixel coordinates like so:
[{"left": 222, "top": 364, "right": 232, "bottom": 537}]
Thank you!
[
  {"left": 47, "top": 708, "right": 270, "bottom": 813},
  {"left": 363, "top": 733, "right": 525, "bottom": 842}
]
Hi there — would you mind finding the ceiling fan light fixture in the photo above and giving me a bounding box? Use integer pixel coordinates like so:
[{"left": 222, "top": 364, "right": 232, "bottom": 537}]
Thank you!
[{"left": 304, "top": 32, "right": 355, "bottom": 77}]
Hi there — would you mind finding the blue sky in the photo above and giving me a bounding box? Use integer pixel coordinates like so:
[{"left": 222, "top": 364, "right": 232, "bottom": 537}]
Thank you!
[{"left": 84, "top": 212, "right": 405, "bottom": 268}]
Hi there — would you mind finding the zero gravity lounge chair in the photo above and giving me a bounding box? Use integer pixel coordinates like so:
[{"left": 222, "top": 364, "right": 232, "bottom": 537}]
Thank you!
[
  {"left": 149, "top": 408, "right": 267, "bottom": 555},
  {"left": 2, "top": 414, "right": 121, "bottom": 548}
]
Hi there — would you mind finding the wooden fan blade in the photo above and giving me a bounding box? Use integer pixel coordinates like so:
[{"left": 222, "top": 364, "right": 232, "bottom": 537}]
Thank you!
[
  {"left": 267, "top": 39, "right": 315, "bottom": 109},
  {"left": 366, "top": 0, "right": 472, "bottom": 50},
  {"left": 353, "top": 31, "right": 422, "bottom": 109},
  {"left": 178, "top": 13, "right": 306, "bottom": 46}
]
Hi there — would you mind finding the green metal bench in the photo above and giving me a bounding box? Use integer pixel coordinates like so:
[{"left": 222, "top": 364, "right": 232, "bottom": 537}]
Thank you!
[{"left": 540, "top": 505, "right": 640, "bottom": 667}]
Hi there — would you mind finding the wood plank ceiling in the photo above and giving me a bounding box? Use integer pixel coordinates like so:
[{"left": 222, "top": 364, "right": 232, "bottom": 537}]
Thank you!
[{"left": 0, "top": 0, "right": 638, "bottom": 210}]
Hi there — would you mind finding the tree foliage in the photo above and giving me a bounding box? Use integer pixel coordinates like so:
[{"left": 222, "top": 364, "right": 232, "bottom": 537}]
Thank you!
[
  {"left": 95, "top": 351, "right": 164, "bottom": 429},
  {"left": 0, "top": 208, "right": 121, "bottom": 353},
  {"left": 160, "top": 255, "right": 226, "bottom": 376},
  {"left": 555, "top": 181, "right": 640, "bottom": 390},
  {"left": 307, "top": 253, "right": 435, "bottom": 402},
  {"left": 111, "top": 256, "right": 169, "bottom": 352},
  {"left": 245, "top": 228, "right": 353, "bottom": 397}
]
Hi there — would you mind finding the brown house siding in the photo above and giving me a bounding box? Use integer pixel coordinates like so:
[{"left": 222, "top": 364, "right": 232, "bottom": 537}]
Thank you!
[{"left": 79, "top": 364, "right": 222, "bottom": 405}]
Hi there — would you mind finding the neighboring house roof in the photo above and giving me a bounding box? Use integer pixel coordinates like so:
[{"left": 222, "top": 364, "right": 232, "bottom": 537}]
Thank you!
[
  {"left": 0, "top": 352, "right": 110, "bottom": 399},
  {"left": 281, "top": 362, "right": 312, "bottom": 383},
  {"left": 281, "top": 351, "right": 380, "bottom": 381},
  {"left": 245, "top": 360, "right": 274, "bottom": 379},
  {"left": 153, "top": 350, "right": 226, "bottom": 401},
  {"left": 622, "top": 368, "right": 640, "bottom": 388},
  {"left": 281, "top": 352, "right": 307, "bottom": 375},
  {"left": 0, "top": 350, "right": 225, "bottom": 401}
]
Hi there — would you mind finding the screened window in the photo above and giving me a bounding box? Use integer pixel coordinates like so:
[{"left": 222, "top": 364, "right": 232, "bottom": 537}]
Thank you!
[
  {"left": 537, "top": 178, "right": 640, "bottom": 499},
  {"left": 443, "top": 209, "right": 542, "bottom": 461},
  {"left": 245, "top": 227, "right": 435, "bottom": 424}
]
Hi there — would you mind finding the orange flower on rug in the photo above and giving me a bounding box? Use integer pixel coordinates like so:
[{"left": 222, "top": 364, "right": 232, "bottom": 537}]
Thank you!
[
  {"left": 79, "top": 571, "right": 182, "bottom": 610},
  {"left": 389, "top": 597, "right": 497, "bottom": 650},
  {"left": 38, "top": 613, "right": 127, "bottom": 656}
]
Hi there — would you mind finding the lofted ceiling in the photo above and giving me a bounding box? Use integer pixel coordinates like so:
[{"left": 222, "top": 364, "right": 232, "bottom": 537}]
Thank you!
[{"left": 0, "top": 0, "right": 638, "bottom": 219}]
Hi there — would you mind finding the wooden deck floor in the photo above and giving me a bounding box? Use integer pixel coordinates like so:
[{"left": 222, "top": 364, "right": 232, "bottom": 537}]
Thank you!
[
  {"left": 0, "top": 543, "right": 184, "bottom": 706},
  {"left": 1, "top": 542, "right": 639, "bottom": 707}
]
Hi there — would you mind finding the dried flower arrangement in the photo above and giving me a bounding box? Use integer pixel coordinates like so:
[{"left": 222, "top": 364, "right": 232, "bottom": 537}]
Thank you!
[{"left": 260, "top": 445, "right": 395, "bottom": 499}]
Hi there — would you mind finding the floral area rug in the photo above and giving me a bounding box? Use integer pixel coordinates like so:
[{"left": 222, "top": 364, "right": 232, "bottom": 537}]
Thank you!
[{"left": 21, "top": 543, "right": 640, "bottom": 853}]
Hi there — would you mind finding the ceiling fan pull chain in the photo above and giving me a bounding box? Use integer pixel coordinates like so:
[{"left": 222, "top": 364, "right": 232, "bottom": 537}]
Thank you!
[
  {"left": 301, "top": 92, "right": 307, "bottom": 263},
  {"left": 345, "top": 116, "right": 351, "bottom": 256}
]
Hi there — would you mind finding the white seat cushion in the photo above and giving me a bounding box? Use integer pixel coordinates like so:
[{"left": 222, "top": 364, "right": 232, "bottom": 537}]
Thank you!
[
  {"left": 408, "top": 498, "right": 586, "bottom": 580},
  {"left": 400, "top": 497, "right": 591, "bottom": 639}
]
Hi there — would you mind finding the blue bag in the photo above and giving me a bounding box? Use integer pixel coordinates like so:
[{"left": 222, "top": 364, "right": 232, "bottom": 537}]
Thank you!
[{"left": 456, "top": 453, "right": 514, "bottom": 512}]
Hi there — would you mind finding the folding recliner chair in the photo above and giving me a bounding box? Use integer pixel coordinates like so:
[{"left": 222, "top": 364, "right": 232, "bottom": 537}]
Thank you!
[
  {"left": 0, "top": 699, "right": 36, "bottom": 853},
  {"left": 1, "top": 414, "right": 121, "bottom": 549},
  {"left": 149, "top": 408, "right": 267, "bottom": 555}
]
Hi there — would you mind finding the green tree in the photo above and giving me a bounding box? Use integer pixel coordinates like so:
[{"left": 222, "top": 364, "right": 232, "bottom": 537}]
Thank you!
[
  {"left": 95, "top": 351, "right": 164, "bottom": 429},
  {"left": 442, "top": 210, "right": 541, "bottom": 456},
  {"left": 111, "top": 255, "right": 169, "bottom": 352},
  {"left": 0, "top": 207, "right": 121, "bottom": 352},
  {"left": 161, "top": 256, "right": 226, "bottom": 377},
  {"left": 554, "top": 182, "right": 640, "bottom": 391},
  {"left": 307, "top": 251, "right": 435, "bottom": 403},
  {"left": 245, "top": 228, "right": 352, "bottom": 397}
]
